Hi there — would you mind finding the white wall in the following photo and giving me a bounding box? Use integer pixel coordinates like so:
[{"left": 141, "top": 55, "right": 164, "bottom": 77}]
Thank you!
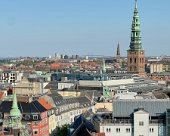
[
  {"left": 134, "top": 110, "right": 149, "bottom": 136},
  {"left": 100, "top": 125, "right": 133, "bottom": 136},
  {"left": 56, "top": 108, "right": 82, "bottom": 127},
  {"left": 58, "top": 82, "right": 75, "bottom": 90}
]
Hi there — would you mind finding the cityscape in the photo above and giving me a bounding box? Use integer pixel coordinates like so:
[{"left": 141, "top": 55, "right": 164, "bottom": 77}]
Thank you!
[{"left": 0, "top": 0, "right": 170, "bottom": 136}]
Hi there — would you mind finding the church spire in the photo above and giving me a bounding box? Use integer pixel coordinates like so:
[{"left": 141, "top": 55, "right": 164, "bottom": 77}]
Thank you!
[
  {"left": 8, "top": 90, "right": 22, "bottom": 128},
  {"left": 102, "top": 59, "right": 106, "bottom": 74},
  {"left": 10, "top": 91, "right": 21, "bottom": 117},
  {"left": 117, "top": 42, "right": 120, "bottom": 56},
  {"left": 116, "top": 42, "right": 121, "bottom": 63},
  {"left": 129, "top": 0, "right": 142, "bottom": 50}
]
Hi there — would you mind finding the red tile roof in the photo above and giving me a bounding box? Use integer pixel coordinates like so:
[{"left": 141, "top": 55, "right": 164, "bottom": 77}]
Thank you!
[
  {"left": 0, "top": 92, "right": 4, "bottom": 99},
  {"left": 50, "top": 63, "right": 60, "bottom": 68},
  {"left": 38, "top": 98, "right": 53, "bottom": 110},
  {"left": 96, "top": 133, "right": 106, "bottom": 136}
]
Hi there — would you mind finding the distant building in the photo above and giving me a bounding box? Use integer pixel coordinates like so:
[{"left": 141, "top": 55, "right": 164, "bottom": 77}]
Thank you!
[
  {"left": 0, "top": 70, "right": 16, "bottom": 83},
  {"left": 64, "top": 55, "right": 69, "bottom": 59},
  {"left": 150, "top": 63, "right": 163, "bottom": 74},
  {"left": 13, "top": 77, "right": 49, "bottom": 95}
]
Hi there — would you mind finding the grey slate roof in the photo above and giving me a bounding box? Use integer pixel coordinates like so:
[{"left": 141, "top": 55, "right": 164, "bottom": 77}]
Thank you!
[{"left": 112, "top": 99, "right": 170, "bottom": 117}]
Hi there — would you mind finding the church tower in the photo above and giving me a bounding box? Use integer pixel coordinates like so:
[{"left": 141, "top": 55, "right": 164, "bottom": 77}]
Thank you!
[
  {"left": 8, "top": 91, "right": 22, "bottom": 128},
  {"left": 2, "top": 91, "right": 30, "bottom": 136},
  {"left": 127, "top": 0, "right": 145, "bottom": 76},
  {"left": 116, "top": 42, "right": 121, "bottom": 63}
]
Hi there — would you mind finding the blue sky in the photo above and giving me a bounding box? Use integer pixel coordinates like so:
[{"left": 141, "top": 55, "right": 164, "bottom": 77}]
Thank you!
[{"left": 0, "top": 0, "right": 169, "bottom": 57}]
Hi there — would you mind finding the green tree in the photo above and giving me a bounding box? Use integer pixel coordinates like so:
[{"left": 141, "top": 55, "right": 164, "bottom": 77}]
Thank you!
[{"left": 56, "top": 124, "right": 69, "bottom": 136}]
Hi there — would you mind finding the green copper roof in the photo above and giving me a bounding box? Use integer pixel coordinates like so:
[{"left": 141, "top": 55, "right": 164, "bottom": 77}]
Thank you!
[
  {"left": 10, "top": 91, "right": 21, "bottom": 117},
  {"left": 129, "top": 0, "right": 143, "bottom": 50}
]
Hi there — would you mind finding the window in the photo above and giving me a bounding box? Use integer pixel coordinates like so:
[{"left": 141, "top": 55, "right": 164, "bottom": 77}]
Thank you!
[
  {"left": 33, "top": 115, "right": 38, "bottom": 120},
  {"left": 134, "top": 58, "right": 137, "bottom": 63},
  {"left": 134, "top": 66, "right": 137, "bottom": 71},
  {"left": 33, "top": 130, "right": 38, "bottom": 135},
  {"left": 130, "top": 67, "right": 132, "bottom": 71},
  {"left": 34, "top": 121, "right": 38, "bottom": 126},
  {"left": 139, "top": 121, "right": 144, "bottom": 126},
  {"left": 116, "top": 128, "right": 120, "bottom": 133},
  {"left": 126, "top": 128, "right": 130, "bottom": 133},
  {"left": 150, "top": 128, "right": 154, "bottom": 133},
  {"left": 130, "top": 58, "right": 132, "bottom": 63},
  {"left": 25, "top": 115, "right": 30, "bottom": 120}
]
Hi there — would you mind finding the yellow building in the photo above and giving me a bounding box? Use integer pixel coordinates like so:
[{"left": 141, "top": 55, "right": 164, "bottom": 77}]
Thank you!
[{"left": 150, "top": 63, "right": 163, "bottom": 73}]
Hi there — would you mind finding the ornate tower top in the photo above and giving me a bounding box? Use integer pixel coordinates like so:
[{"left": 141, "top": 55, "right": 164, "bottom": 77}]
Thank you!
[
  {"left": 10, "top": 91, "right": 21, "bottom": 118},
  {"left": 129, "top": 0, "right": 143, "bottom": 51}
]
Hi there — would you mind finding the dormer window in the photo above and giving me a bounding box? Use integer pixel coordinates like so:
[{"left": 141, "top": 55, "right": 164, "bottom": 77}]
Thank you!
[
  {"left": 33, "top": 115, "right": 38, "bottom": 120},
  {"left": 25, "top": 115, "right": 30, "bottom": 120}
]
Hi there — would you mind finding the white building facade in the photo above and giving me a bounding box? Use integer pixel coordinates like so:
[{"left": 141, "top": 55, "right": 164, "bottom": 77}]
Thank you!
[{"left": 93, "top": 99, "right": 170, "bottom": 136}]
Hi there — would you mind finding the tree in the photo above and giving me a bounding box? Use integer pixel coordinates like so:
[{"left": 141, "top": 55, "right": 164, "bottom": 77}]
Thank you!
[{"left": 56, "top": 124, "right": 69, "bottom": 136}]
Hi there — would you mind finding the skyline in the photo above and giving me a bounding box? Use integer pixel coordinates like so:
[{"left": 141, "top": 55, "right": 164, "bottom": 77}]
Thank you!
[{"left": 0, "top": 0, "right": 169, "bottom": 57}]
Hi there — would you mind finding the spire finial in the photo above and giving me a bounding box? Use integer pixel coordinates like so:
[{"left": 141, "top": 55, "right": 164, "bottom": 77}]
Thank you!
[{"left": 135, "top": 0, "right": 137, "bottom": 9}]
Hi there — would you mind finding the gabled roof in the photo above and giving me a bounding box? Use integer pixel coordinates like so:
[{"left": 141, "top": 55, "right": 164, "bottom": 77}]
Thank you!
[
  {"left": 0, "top": 101, "right": 40, "bottom": 113},
  {"left": 69, "top": 115, "right": 96, "bottom": 136},
  {"left": 0, "top": 99, "right": 50, "bottom": 114},
  {"left": 32, "top": 100, "right": 46, "bottom": 112},
  {"left": 0, "top": 101, "right": 12, "bottom": 113},
  {"left": 112, "top": 99, "right": 170, "bottom": 117},
  {"left": 134, "top": 109, "right": 149, "bottom": 114},
  {"left": 37, "top": 98, "right": 53, "bottom": 110}
]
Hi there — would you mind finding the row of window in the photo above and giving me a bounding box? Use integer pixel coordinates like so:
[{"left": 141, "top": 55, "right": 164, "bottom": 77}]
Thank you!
[
  {"left": 129, "top": 58, "right": 144, "bottom": 63},
  {"left": 56, "top": 103, "right": 80, "bottom": 113},
  {"left": 105, "top": 127, "right": 154, "bottom": 133},
  {"left": 106, "top": 128, "right": 131, "bottom": 133},
  {"left": 25, "top": 114, "right": 39, "bottom": 120},
  {"left": 56, "top": 109, "right": 81, "bottom": 121}
]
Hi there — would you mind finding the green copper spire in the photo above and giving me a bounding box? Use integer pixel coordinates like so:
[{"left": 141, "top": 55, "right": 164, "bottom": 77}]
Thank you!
[
  {"left": 10, "top": 91, "right": 21, "bottom": 117},
  {"left": 102, "top": 59, "right": 106, "bottom": 74},
  {"left": 103, "top": 86, "right": 110, "bottom": 98},
  {"left": 8, "top": 91, "right": 22, "bottom": 128},
  {"left": 129, "top": 0, "right": 143, "bottom": 50}
]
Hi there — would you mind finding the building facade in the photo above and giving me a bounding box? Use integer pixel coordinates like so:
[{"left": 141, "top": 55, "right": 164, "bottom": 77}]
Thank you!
[{"left": 92, "top": 99, "right": 170, "bottom": 136}]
